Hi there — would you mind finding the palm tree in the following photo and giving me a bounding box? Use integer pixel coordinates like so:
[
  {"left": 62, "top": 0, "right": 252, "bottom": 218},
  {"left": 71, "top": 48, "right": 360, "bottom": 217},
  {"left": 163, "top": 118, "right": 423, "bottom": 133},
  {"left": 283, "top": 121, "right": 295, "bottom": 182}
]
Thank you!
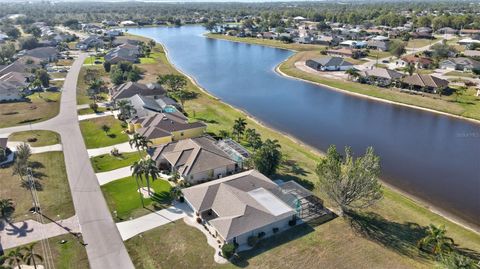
[
  {"left": 245, "top": 128, "right": 262, "bottom": 150},
  {"left": 0, "top": 198, "right": 15, "bottom": 220},
  {"left": 345, "top": 68, "right": 360, "bottom": 81},
  {"left": 406, "top": 63, "right": 416, "bottom": 76},
  {"left": 13, "top": 143, "right": 31, "bottom": 182},
  {"left": 143, "top": 158, "right": 160, "bottom": 196},
  {"left": 131, "top": 160, "right": 145, "bottom": 207},
  {"left": 5, "top": 247, "right": 25, "bottom": 269},
  {"left": 170, "top": 186, "right": 182, "bottom": 201},
  {"left": 232, "top": 118, "right": 247, "bottom": 141},
  {"left": 129, "top": 133, "right": 150, "bottom": 158},
  {"left": 22, "top": 243, "right": 43, "bottom": 269},
  {"left": 116, "top": 100, "right": 136, "bottom": 120},
  {"left": 88, "top": 79, "right": 105, "bottom": 104},
  {"left": 418, "top": 224, "right": 455, "bottom": 256}
]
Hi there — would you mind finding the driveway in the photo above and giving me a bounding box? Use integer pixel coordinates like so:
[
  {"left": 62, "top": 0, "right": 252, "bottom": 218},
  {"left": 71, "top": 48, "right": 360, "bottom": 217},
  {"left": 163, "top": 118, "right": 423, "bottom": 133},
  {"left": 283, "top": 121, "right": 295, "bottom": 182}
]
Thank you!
[{"left": 0, "top": 54, "right": 134, "bottom": 269}]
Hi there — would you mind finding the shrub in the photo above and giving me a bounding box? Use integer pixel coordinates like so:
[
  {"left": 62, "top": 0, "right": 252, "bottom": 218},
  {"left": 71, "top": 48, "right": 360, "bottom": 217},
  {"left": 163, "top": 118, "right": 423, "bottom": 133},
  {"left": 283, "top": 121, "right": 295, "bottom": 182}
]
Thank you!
[
  {"left": 196, "top": 217, "right": 202, "bottom": 224},
  {"left": 89, "top": 103, "right": 99, "bottom": 113},
  {"left": 27, "top": 138, "right": 37, "bottom": 143},
  {"left": 247, "top": 235, "right": 258, "bottom": 247},
  {"left": 110, "top": 147, "right": 120, "bottom": 157},
  {"left": 272, "top": 227, "right": 279, "bottom": 234},
  {"left": 221, "top": 243, "right": 236, "bottom": 259}
]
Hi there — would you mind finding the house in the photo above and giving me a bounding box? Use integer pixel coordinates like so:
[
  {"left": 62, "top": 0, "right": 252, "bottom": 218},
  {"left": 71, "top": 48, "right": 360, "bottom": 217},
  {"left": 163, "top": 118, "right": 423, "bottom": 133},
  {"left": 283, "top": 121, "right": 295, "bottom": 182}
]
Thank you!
[
  {"left": 110, "top": 82, "right": 166, "bottom": 102},
  {"left": 439, "top": 57, "right": 480, "bottom": 71},
  {"left": 325, "top": 48, "right": 363, "bottom": 58},
  {"left": 105, "top": 30, "right": 122, "bottom": 38},
  {"left": 401, "top": 74, "right": 449, "bottom": 93},
  {"left": 415, "top": 27, "right": 432, "bottom": 34},
  {"left": 306, "top": 57, "right": 354, "bottom": 71},
  {"left": 401, "top": 55, "right": 433, "bottom": 69},
  {"left": 104, "top": 44, "right": 141, "bottom": 64},
  {"left": 459, "top": 29, "right": 480, "bottom": 37},
  {"left": 359, "top": 68, "right": 403, "bottom": 87},
  {"left": 464, "top": 50, "right": 480, "bottom": 58},
  {"left": 436, "top": 27, "right": 458, "bottom": 35},
  {"left": 314, "top": 36, "right": 341, "bottom": 46},
  {"left": 457, "top": 38, "right": 480, "bottom": 46},
  {"left": 128, "top": 113, "right": 206, "bottom": 145},
  {"left": 182, "top": 169, "right": 298, "bottom": 246},
  {"left": 120, "top": 20, "right": 137, "bottom": 27},
  {"left": 127, "top": 94, "right": 180, "bottom": 118},
  {"left": 339, "top": 40, "right": 367, "bottom": 49},
  {"left": 367, "top": 40, "right": 389, "bottom": 51},
  {"left": 23, "top": 47, "right": 58, "bottom": 62},
  {"left": 0, "top": 81, "right": 23, "bottom": 101},
  {"left": 151, "top": 136, "right": 239, "bottom": 184},
  {"left": 0, "top": 58, "right": 41, "bottom": 77},
  {"left": 0, "top": 71, "right": 33, "bottom": 87},
  {"left": 293, "top": 16, "right": 306, "bottom": 22},
  {"left": 76, "top": 36, "right": 104, "bottom": 51}
]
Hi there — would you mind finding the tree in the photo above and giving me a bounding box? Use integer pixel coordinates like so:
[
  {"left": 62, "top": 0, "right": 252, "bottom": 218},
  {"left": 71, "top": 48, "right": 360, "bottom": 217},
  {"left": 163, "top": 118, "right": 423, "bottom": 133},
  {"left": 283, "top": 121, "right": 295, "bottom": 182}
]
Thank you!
[
  {"left": 218, "top": 130, "right": 230, "bottom": 139},
  {"left": 22, "top": 243, "right": 43, "bottom": 269},
  {"left": 245, "top": 128, "right": 262, "bottom": 150},
  {"left": 0, "top": 198, "right": 15, "bottom": 220},
  {"left": 431, "top": 42, "right": 456, "bottom": 60},
  {"left": 14, "top": 143, "right": 31, "bottom": 181},
  {"left": 5, "top": 247, "right": 25, "bottom": 269},
  {"left": 89, "top": 103, "right": 99, "bottom": 113},
  {"left": 142, "top": 158, "right": 160, "bottom": 196},
  {"left": 418, "top": 224, "right": 454, "bottom": 256},
  {"left": 204, "top": 20, "right": 219, "bottom": 33},
  {"left": 101, "top": 124, "right": 110, "bottom": 135},
  {"left": 252, "top": 139, "right": 282, "bottom": 176},
  {"left": 19, "top": 37, "right": 39, "bottom": 50},
  {"left": 87, "top": 78, "right": 105, "bottom": 103},
  {"left": 453, "top": 86, "right": 467, "bottom": 102},
  {"left": 127, "top": 66, "right": 142, "bottom": 82},
  {"left": 171, "top": 90, "right": 196, "bottom": 107},
  {"left": 35, "top": 69, "right": 50, "bottom": 88},
  {"left": 232, "top": 118, "right": 247, "bottom": 141},
  {"left": 345, "top": 68, "right": 360, "bottom": 81},
  {"left": 0, "top": 43, "right": 16, "bottom": 65},
  {"left": 131, "top": 160, "right": 146, "bottom": 207},
  {"left": 316, "top": 145, "right": 383, "bottom": 214},
  {"left": 389, "top": 40, "right": 406, "bottom": 58},
  {"left": 103, "top": 61, "right": 111, "bottom": 72},
  {"left": 110, "top": 68, "right": 125, "bottom": 85},
  {"left": 148, "top": 40, "right": 156, "bottom": 49},
  {"left": 441, "top": 252, "right": 478, "bottom": 269},
  {"left": 117, "top": 99, "right": 136, "bottom": 120},
  {"left": 406, "top": 63, "right": 416, "bottom": 76},
  {"left": 129, "top": 133, "right": 150, "bottom": 157},
  {"left": 170, "top": 186, "right": 182, "bottom": 201},
  {"left": 157, "top": 74, "right": 187, "bottom": 92}
]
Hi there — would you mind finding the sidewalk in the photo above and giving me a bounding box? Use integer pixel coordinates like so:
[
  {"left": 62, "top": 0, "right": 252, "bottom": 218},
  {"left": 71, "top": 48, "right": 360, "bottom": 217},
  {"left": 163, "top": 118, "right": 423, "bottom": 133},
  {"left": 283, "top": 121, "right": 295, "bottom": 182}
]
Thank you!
[
  {"left": 96, "top": 166, "right": 131, "bottom": 185},
  {"left": 78, "top": 111, "right": 118, "bottom": 121},
  {"left": 0, "top": 215, "right": 80, "bottom": 249},
  {"left": 87, "top": 142, "right": 136, "bottom": 157},
  {"left": 7, "top": 142, "right": 63, "bottom": 154},
  {"left": 76, "top": 102, "right": 109, "bottom": 110},
  {"left": 116, "top": 202, "right": 192, "bottom": 241}
]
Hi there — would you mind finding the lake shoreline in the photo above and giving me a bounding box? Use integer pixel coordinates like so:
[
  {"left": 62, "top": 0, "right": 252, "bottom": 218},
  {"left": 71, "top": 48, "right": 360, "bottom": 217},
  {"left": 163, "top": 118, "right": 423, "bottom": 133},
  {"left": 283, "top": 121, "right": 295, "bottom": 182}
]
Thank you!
[{"left": 156, "top": 36, "right": 480, "bottom": 234}]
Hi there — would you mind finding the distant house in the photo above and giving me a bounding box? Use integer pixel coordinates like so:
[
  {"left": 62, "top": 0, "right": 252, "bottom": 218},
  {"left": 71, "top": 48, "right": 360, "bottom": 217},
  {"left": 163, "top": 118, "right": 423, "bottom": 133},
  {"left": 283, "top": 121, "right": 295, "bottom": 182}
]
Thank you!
[
  {"left": 127, "top": 94, "right": 180, "bottom": 118},
  {"left": 359, "top": 68, "right": 403, "bottom": 87},
  {"left": 0, "top": 58, "right": 41, "bottom": 77},
  {"left": 23, "top": 47, "right": 58, "bottom": 62},
  {"left": 0, "top": 71, "right": 33, "bottom": 87},
  {"left": 339, "top": 40, "right": 367, "bottom": 49},
  {"left": 436, "top": 27, "right": 458, "bottom": 35},
  {"left": 293, "top": 16, "right": 307, "bottom": 22},
  {"left": 105, "top": 30, "right": 122, "bottom": 38},
  {"left": 182, "top": 170, "right": 299, "bottom": 246},
  {"left": 306, "top": 57, "right": 354, "bottom": 71},
  {"left": 0, "top": 81, "right": 23, "bottom": 101},
  {"left": 110, "top": 82, "right": 166, "bottom": 102},
  {"left": 464, "top": 50, "right": 480, "bottom": 58},
  {"left": 104, "top": 43, "right": 141, "bottom": 64},
  {"left": 459, "top": 29, "right": 480, "bottom": 36},
  {"left": 367, "top": 40, "right": 389, "bottom": 51},
  {"left": 128, "top": 113, "right": 206, "bottom": 145},
  {"left": 325, "top": 48, "right": 363, "bottom": 58},
  {"left": 401, "top": 74, "right": 449, "bottom": 93},
  {"left": 457, "top": 38, "right": 480, "bottom": 46},
  {"left": 151, "top": 136, "right": 239, "bottom": 184},
  {"left": 415, "top": 27, "right": 432, "bottom": 34},
  {"left": 120, "top": 20, "right": 137, "bottom": 27},
  {"left": 314, "top": 36, "right": 341, "bottom": 46},
  {"left": 401, "top": 55, "right": 433, "bottom": 69},
  {"left": 76, "top": 36, "right": 104, "bottom": 51},
  {"left": 440, "top": 57, "right": 480, "bottom": 71}
]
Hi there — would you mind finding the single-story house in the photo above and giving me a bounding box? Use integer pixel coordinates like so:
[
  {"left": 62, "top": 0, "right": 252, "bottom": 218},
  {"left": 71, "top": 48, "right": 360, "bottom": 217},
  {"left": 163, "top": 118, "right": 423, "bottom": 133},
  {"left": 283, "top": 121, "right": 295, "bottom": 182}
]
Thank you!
[
  {"left": 460, "top": 29, "right": 480, "bottom": 36},
  {"left": 0, "top": 81, "right": 23, "bottom": 101},
  {"left": 76, "top": 36, "right": 104, "bottom": 51},
  {"left": 314, "top": 36, "right": 341, "bottom": 46},
  {"left": 23, "top": 47, "right": 58, "bottom": 62},
  {"left": 367, "top": 40, "right": 389, "bottom": 51},
  {"left": 410, "top": 31, "right": 433, "bottom": 39},
  {"left": 439, "top": 57, "right": 480, "bottom": 71},
  {"left": 151, "top": 136, "right": 238, "bottom": 184},
  {"left": 415, "top": 27, "right": 432, "bottom": 33},
  {"left": 457, "top": 38, "right": 480, "bottom": 46},
  {"left": 436, "top": 27, "right": 458, "bottom": 35},
  {"left": 339, "top": 40, "right": 367, "bottom": 49},
  {"left": 127, "top": 94, "right": 181, "bottom": 118},
  {"left": 306, "top": 57, "right": 354, "bottom": 71},
  {"left": 120, "top": 20, "right": 137, "bottom": 27},
  {"left": 359, "top": 68, "right": 403, "bottom": 87},
  {"left": 325, "top": 48, "right": 360, "bottom": 58},
  {"left": 110, "top": 82, "right": 166, "bottom": 102},
  {"left": 182, "top": 169, "right": 298, "bottom": 246},
  {"left": 401, "top": 74, "right": 449, "bottom": 93},
  {"left": 463, "top": 50, "right": 480, "bottom": 58},
  {"left": 104, "top": 44, "right": 141, "bottom": 64},
  {"left": 0, "top": 58, "right": 41, "bottom": 77},
  {"left": 401, "top": 55, "right": 433, "bottom": 69},
  {"left": 128, "top": 113, "right": 206, "bottom": 145}
]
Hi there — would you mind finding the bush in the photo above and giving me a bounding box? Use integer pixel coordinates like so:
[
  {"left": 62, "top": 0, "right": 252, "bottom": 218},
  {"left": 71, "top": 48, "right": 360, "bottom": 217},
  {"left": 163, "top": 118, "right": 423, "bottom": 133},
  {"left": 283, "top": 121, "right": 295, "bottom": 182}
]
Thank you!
[
  {"left": 272, "top": 227, "right": 279, "bottom": 234},
  {"left": 89, "top": 103, "right": 99, "bottom": 112},
  {"left": 247, "top": 235, "right": 258, "bottom": 247},
  {"left": 196, "top": 217, "right": 202, "bottom": 224},
  {"left": 221, "top": 243, "right": 236, "bottom": 259}
]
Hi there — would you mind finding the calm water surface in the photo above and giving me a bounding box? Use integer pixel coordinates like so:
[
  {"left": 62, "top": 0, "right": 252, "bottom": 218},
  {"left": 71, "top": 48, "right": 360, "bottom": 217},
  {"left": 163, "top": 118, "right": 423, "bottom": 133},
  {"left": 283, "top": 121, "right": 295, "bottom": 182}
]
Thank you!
[{"left": 128, "top": 26, "right": 480, "bottom": 227}]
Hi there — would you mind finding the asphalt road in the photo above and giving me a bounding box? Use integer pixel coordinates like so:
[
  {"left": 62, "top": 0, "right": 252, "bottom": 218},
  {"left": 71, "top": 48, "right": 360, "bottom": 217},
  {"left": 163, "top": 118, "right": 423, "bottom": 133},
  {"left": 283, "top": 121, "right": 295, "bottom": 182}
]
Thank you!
[{"left": 0, "top": 54, "right": 135, "bottom": 269}]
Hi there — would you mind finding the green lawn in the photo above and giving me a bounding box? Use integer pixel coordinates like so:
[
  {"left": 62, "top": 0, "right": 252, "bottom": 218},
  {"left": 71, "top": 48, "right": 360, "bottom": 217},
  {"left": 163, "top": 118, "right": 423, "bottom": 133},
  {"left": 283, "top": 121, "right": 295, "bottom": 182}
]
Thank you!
[
  {"left": 367, "top": 50, "right": 393, "bottom": 60},
  {"left": 79, "top": 116, "right": 129, "bottom": 148},
  {"left": 0, "top": 92, "right": 61, "bottom": 128},
  {"left": 0, "top": 152, "right": 74, "bottom": 222},
  {"left": 140, "top": 57, "right": 157, "bottom": 64},
  {"left": 3, "top": 234, "right": 89, "bottom": 269},
  {"left": 445, "top": 71, "right": 477, "bottom": 78},
  {"left": 9, "top": 130, "right": 61, "bottom": 147},
  {"left": 406, "top": 38, "right": 439, "bottom": 48},
  {"left": 77, "top": 65, "right": 110, "bottom": 105},
  {"left": 77, "top": 106, "right": 107, "bottom": 115},
  {"left": 101, "top": 176, "right": 172, "bottom": 221},
  {"left": 91, "top": 151, "right": 146, "bottom": 172},
  {"left": 84, "top": 56, "right": 105, "bottom": 65}
]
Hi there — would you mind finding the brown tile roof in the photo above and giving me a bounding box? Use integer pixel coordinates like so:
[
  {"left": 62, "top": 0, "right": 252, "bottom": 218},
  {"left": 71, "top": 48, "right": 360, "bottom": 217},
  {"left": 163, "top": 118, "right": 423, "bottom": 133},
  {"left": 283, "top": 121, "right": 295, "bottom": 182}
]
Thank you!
[
  {"left": 402, "top": 74, "right": 449, "bottom": 88},
  {"left": 110, "top": 82, "right": 166, "bottom": 101},
  {"left": 131, "top": 113, "right": 206, "bottom": 140}
]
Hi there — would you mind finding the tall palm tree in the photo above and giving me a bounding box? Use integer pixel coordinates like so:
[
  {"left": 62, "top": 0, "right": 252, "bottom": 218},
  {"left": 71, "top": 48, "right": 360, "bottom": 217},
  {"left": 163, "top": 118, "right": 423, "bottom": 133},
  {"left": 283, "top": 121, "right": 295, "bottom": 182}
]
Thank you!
[
  {"left": 117, "top": 100, "right": 136, "bottom": 120},
  {"left": 13, "top": 143, "right": 31, "bottom": 182},
  {"left": 345, "top": 68, "right": 360, "bottom": 81},
  {"left": 129, "top": 133, "right": 150, "bottom": 158},
  {"left": 5, "top": 247, "right": 25, "bottom": 269},
  {"left": 0, "top": 198, "right": 15, "bottom": 220},
  {"left": 232, "top": 118, "right": 247, "bottom": 141},
  {"left": 22, "top": 243, "right": 43, "bottom": 269},
  {"left": 418, "top": 224, "right": 455, "bottom": 256},
  {"left": 131, "top": 160, "right": 145, "bottom": 207},
  {"left": 143, "top": 158, "right": 160, "bottom": 196}
]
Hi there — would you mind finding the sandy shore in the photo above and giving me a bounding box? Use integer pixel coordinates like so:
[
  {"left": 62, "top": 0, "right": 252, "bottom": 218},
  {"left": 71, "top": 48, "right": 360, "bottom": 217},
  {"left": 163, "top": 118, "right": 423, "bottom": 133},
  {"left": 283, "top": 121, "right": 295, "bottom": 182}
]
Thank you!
[{"left": 156, "top": 36, "right": 479, "bottom": 234}]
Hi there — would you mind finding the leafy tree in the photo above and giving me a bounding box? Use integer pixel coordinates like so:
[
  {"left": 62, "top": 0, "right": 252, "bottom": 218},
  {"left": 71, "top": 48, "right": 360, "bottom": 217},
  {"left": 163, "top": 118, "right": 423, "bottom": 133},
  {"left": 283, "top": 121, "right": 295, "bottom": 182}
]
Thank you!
[
  {"left": 232, "top": 118, "right": 247, "bottom": 141},
  {"left": 454, "top": 86, "right": 467, "bottom": 102},
  {"left": 204, "top": 20, "right": 219, "bottom": 32},
  {"left": 127, "top": 66, "right": 142, "bottom": 82},
  {"left": 35, "top": 69, "right": 50, "bottom": 88},
  {"left": 117, "top": 99, "right": 136, "bottom": 120},
  {"left": 389, "top": 40, "right": 406, "bottom": 58},
  {"left": 316, "top": 145, "right": 383, "bottom": 214},
  {"left": 170, "top": 186, "right": 182, "bottom": 201},
  {"left": 157, "top": 74, "right": 187, "bottom": 92},
  {"left": 222, "top": 243, "right": 236, "bottom": 259},
  {"left": 148, "top": 40, "right": 156, "bottom": 49},
  {"left": 245, "top": 128, "right": 262, "bottom": 150},
  {"left": 252, "top": 139, "right": 282, "bottom": 176},
  {"left": 129, "top": 133, "right": 150, "bottom": 157},
  {"left": 431, "top": 42, "right": 456, "bottom": 60},
  {"left": 1, "top": 25, "right": 20, "bottom": 39},
  {"left": 218, "top": 130, "right": 230, "bottom": 139},
  {"left": 19, "top": 37, "right": 39, "bottom": 50},
  {"left": 22, "top": 243, "right": 43, "bottom": 269},
  {"left": 101, "top": 124, "right": 110, "bottom": 135},
  {"left": 103, "top": 61, "right": 111, "bottom": 72},
  {"left": 441, "top": 252, "right": 478, "bottom": 269},
  {"left": 406, "top": 63, "right": 416, "bottom": 76},
  {"left": 345, "top": 68, "right": 360, "bottom": 81},
  {"left": 0, "top": 43, "right": 16, "bottom": 65},
  {"left": 171, "top": 90, "right": 196, "bottom": 107},
  {"left": 0, "top": 198, "right": 15, "bottom": 220},
  {"left": 110, "top": 68, "right": 125, "bottom": 85},
  {"left": 418, "top": 224, "right": 454, "bottom": 256}
]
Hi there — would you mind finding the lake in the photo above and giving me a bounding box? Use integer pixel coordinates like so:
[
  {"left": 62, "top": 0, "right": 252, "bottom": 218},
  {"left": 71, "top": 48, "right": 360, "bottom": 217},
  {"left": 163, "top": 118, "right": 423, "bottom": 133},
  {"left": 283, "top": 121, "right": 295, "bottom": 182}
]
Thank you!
[{"left": 128, "top": 25, "right": 480, "bottom": 228}]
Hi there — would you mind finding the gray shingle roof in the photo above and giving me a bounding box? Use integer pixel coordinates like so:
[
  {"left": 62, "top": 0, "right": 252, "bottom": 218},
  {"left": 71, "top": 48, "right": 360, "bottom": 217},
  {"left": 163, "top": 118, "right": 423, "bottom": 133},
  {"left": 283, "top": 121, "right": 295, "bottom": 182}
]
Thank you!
[{"left": 310, "top": 56, "right": 354, "bottom": 67}]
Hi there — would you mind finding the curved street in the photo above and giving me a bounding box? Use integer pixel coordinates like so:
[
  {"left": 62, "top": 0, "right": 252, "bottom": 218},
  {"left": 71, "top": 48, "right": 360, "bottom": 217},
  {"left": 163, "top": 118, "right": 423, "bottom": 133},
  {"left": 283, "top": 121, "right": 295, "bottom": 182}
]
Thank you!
[{"left": 0, "top": 54, "right": 135, "bottom": 269}]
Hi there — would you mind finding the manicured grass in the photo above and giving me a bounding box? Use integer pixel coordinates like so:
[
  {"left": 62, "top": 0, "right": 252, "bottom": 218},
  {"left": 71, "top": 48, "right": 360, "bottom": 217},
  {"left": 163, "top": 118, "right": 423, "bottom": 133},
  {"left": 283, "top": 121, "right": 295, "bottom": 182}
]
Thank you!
[
  {"left": 77, "top": 106, "right": 107, "bottom": 115},
  {"left": 91, "top": 151, "right": 146, "bottom": 173},
  {"left": 367, "top": 50, "right": 393, "bottom": 60},
  {"left": 124, "top": 36, "right": 480, "bottom": 268},
  {"left": 279, "top": 50, "right": 480, "bottom": 120},
  {"left": 445, "top": 71, "right": 477, "bottom": 78},
  {"left": 0, "top": 152, "right": 74, "bottom": 222},
  {"left": 406, "top": 38, "right": 439, "bottom": 48},
  {"left": 4, "top": 234, "right": 89, "bottom": 269},
  {"left": 0, "top": 92, "right": 61, "bottom": 128},
  {"left": 79, "top": 116, "right": 129, "bottom": 149},
  {"left": 139, "top": 57, "right": 156, "bottom": 64},
  {"left": 56, "top": 59, "right": 74, "bottom": 66},
  {"left": 205, "top": 33, "right": 326, "bottom": 51},
  {"left": 9, "top": 130, "right": 61, "bottom": 147},
  {"left": 77, "top": 65, "right": 111, "bottom": 105},
  {"left": 416, "top": 69, "right": 435, "bottom": 74},
  {"left": 84, "top": 56, "right": 105, "bottom": 65},
  {"left": 101, "top": 176, "right": 172, "bottom": 221}
]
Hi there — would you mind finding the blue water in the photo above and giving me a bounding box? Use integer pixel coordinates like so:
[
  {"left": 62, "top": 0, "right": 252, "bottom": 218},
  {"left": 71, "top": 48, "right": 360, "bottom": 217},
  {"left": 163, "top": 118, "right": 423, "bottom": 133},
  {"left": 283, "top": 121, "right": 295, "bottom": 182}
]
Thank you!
[{"left": 128, "top": 26, "right": 480, "bottom": 227}]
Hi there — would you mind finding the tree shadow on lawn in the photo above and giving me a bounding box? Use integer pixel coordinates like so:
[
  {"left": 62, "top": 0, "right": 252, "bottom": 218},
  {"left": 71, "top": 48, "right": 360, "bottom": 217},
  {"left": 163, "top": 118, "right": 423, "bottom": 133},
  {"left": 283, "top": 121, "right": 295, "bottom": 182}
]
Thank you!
[
  {"left": 21, "top": 179, "right": 43, "bottom": 191},
  {"left": 346, "top": 211, "right": 430, "bottom": 260},
  {"left": 231, "top": 224, "right": 315, "bottom": 268}
]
